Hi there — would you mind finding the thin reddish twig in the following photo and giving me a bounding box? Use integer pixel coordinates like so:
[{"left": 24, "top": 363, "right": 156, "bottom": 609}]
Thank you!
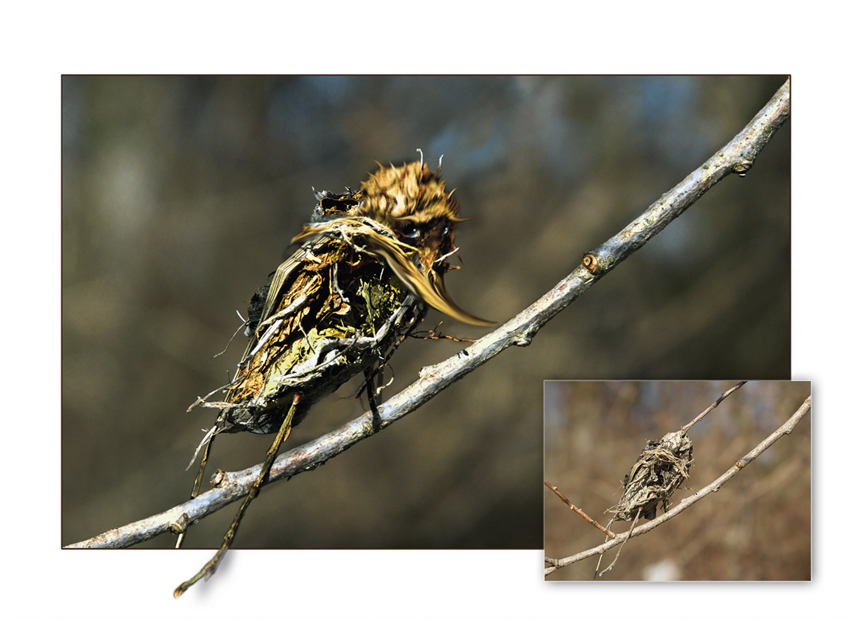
[{"left": 545, "top": 481, "right": 615, "bottom": 538}]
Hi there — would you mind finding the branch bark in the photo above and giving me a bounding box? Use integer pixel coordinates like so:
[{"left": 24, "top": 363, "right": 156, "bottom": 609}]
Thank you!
[
  {"left": 67, "top": 78, "right": 791, "bottom": 550},
  {"left": 543, "top": 393, "right": 811, "bottom": 577}
]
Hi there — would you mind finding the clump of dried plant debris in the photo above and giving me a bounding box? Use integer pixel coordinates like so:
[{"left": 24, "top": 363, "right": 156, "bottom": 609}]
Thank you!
[
  {"left": 608, "top": 429, "right": 694, "bottom": 522},
  {"left": 174, "top": 158, "right": 493, "bottom": 597}
]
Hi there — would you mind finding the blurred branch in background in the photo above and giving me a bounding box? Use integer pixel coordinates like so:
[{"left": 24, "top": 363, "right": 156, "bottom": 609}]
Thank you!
[
  {"left": 68, "top": 80, "right": 789, "bottom": 549},
  {"left": 544, "top": 392, "right": 811, "bottom": 578}
]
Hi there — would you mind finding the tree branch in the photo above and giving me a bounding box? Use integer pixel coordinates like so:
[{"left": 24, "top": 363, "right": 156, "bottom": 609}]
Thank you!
[
  {"left": 66, "top": 78, "right": 790, "bottom": 550},
  {"left": 543, "top": 394, "right": 811, "bottom": 577},
  {"left": 544, "top": 482, "right": 616, "bottom": 538}
]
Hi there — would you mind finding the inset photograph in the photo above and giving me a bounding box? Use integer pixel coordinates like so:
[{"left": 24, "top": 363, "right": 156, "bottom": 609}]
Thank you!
[{"left": 544, "top": 380, "right": 811, "bottom": 581}]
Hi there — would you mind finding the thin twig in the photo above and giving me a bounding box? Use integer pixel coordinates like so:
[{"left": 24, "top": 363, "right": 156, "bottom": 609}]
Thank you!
[
  {"left": 544, "top": 481, "right": 615, "bottom": 538},
  {"left": 595, "top": 508, "right": 641, "bottom": 578},
  {"left": 543, "top": 394, "right": 811, "bottom": 577},
  {"left": 682, "top": 381, "right": 747, "bottom": 434},
  {"left": 67, "top": 79, "right": 791, "bottom": 550},
  {"left": 173, "top": 394, "right": 301, "bottom": 598}
]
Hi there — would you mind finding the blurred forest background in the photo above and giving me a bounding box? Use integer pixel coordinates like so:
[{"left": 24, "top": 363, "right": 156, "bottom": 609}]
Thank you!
[
  {"left": 544, "top": 381, "right": 810, "bottom": 580},
  {"left": 62, "top": 76, "right": 790, "bottom": 550}
]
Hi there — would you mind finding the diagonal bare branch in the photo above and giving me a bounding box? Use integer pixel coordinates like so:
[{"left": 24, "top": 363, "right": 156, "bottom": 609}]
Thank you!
[{"left": 66, "top": 79, "right": 790, "bottom": 550}]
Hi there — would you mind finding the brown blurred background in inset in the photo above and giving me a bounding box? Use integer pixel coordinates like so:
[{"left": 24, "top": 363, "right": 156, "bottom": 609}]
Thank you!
[
  {"left": 62, "top": 76, "right": 790, "bottom": 549},
  {"left": 544, "top": 381, "right": 811, "bottom": 580}
]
